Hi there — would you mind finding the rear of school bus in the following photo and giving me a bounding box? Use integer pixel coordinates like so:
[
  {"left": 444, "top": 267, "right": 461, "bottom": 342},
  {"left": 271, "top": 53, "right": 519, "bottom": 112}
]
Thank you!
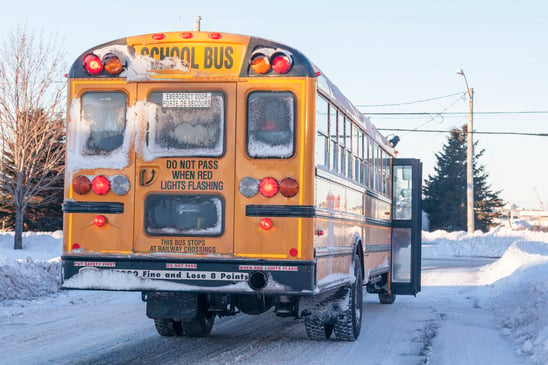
[{"left": 61, "top": 31, "right": 327, "bottom": 337}]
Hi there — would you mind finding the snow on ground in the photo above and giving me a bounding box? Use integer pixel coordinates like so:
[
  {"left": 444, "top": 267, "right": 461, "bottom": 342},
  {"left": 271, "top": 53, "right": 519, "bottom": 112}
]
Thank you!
[{"left": 0, "top": 227, "right": 547, "bottom": 364}]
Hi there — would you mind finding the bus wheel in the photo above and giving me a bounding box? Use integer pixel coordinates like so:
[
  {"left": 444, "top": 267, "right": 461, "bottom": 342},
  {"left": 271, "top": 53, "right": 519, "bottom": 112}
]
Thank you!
[
  {"left": 154, "top": 319, "right": 183, "bottom": 336},
  {"left": 333, "top": 255, "right": 363, "bottom": 341},
  {"left": 183, "top": 313, "right": 215, "bottom": 337},
  {"left": 304, "top": 318, "right": 333, "bottom": 340},
  {"left": 379, "top": 292, "right": 396, "bottom": 304}
]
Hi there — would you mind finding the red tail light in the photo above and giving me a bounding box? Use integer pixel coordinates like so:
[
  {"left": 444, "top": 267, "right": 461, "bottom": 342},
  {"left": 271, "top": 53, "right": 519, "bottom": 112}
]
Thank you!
[
  {"left": 72, "top": 243, "right": 81, "bottom": 251},
  {"left": 83, "top": 53, "right": 103, "bottom": 75},
  {"left": 259, "top": 177, "right": 279, "bottom": 197},
  {"left": 272, "top": 53, "right": 293, "bottom": 74},
  {"left": 279, "top": 178, "right": 299, "bottom": 197},
  {"left": 92, "top": 176, "right": 110, "bottom": 195},
  {"left": 103, "top": 53, "right": 123, "bottom": 75},
  {"left": 289, "top": 248, "right": 298, "bottom": 257},
  {"left": 94, "top": 215, "right": 106, "bottom": 227},
  {"left": 260, "top": 218, "right": 273, "bottom": 230},
  {"left": 73, "top": 175, "right": 92, "bottom": 194}
]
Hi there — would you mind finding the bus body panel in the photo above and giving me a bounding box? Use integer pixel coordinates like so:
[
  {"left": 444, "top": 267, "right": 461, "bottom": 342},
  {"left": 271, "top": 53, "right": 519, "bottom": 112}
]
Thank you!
[
  {"left": 63, "top": 81, "right": 137, "bottom": 254},
  {"left": 132, "top": 82, "right": 237, "bottom": 256}
]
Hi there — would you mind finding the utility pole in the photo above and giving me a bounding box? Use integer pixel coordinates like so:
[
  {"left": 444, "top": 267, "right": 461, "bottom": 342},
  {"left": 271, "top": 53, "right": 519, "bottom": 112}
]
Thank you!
[
  {"left": 457, "top": 69, "right": 475, "bottom": 233},
  {"left": 194, "top": 16, "right": 202, "bottom": 31}
]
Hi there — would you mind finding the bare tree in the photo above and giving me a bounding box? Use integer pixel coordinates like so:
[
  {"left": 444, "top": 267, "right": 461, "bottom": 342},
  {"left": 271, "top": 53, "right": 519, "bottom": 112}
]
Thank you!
[{"left": 0, "top": 26, "right": 66, "bottom": 249}]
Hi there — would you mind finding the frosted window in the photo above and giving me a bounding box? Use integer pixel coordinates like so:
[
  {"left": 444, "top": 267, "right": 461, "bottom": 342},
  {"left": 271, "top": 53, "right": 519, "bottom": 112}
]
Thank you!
[
  {"left": 148, "top": 91, "right": 225, "bottom": 157},
  {"left": 145, "top": 194, "right": 224, "bottom": 236},
  {"left": 247, "top": 91, "right": 295, "bottom": 158},
  {"left": 81, "top": 92, "right": 126, "bottom": 155}
]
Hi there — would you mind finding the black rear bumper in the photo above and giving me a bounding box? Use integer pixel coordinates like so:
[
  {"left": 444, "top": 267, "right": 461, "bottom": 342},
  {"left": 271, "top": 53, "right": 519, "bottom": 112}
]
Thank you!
[{"left": 62, "top": 255, "right": 316, "bottom": 295}]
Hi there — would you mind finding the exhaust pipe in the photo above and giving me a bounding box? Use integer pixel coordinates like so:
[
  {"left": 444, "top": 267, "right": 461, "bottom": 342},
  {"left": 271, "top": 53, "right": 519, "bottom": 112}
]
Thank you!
[{"left": 248, "top": 271, "right": 268, "bottom": 290}]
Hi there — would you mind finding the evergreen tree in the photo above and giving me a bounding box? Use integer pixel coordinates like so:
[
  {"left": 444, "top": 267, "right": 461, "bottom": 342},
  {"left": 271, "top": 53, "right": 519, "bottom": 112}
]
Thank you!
[{"left": 423, "top": 126, "right": 503, "bottom": 232}]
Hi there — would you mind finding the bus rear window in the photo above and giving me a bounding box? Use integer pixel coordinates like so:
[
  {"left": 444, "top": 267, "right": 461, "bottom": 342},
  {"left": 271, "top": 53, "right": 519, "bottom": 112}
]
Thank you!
[
  {"left": 145, "top": 194, "right": 224, "bottom": 237},
  {"left": 148, "top": 91, "right": 225, "bottom": 157},
  {"left": 247, "top": 91, "right": 295, "bottom": 158},
  {"left": 81, "top": 92, "right": 126, "bottom": 155}
]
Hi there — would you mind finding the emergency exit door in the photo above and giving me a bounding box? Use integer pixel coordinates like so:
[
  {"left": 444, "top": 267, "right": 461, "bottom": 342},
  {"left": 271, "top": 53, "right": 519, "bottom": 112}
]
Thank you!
[{"left": 391, "top": 159, "right": 422, "bottom": 295}]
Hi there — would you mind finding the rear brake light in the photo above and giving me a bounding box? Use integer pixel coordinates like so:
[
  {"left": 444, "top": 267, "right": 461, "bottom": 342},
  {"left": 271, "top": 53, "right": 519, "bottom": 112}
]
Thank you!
[
  {"left": 72, "top": 243, "right": 81, "bottom": 251},
  {"left": 103, "top": 53, "right": 123, "bottom": 75},
  {"left": 272, "top": 52, "right": 293, "bottom": 74},
  {"left": 94, "top": 215, "right": 106, "bottom": 227},
  {"left": 260, "top": 218, "right": 273, "bottom": 230},
  {"left": 259, "top": 177, "right": 279, "bottom": 197},
  {"left": 279, "top": 177, "right": 299, "bottom": 197},
  {"left": 73, "top": 175, "right": 92, "bottom": 194},
  {"left": 83, "top": 53, "right": 103, "bottom": 75},
  {"left": 92, "top": 175, "right": 110, "bottom": 195},
  {"left": 250, "top": 54, "right": 271, "bottom": 74},
  {"left": 289, "top": 248, "right": 298, "bottom": 257}
]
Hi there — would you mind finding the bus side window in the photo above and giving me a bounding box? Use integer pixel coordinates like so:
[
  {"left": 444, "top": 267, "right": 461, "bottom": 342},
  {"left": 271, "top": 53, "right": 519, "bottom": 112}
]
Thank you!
[
  {"left": 247, "top": 91, "right": 295, "bottom": 158},
  {"left": 81, "top": 92, "right": 126, "bottom": 155},
  {"left": 315, "top": 95, "right": 329, "bottom": 168}
]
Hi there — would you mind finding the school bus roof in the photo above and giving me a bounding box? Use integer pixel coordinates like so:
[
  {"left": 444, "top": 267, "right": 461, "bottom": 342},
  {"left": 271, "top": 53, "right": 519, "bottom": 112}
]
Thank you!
[{"left": 68, "top": 31, "right": 316, "bottom": 79}]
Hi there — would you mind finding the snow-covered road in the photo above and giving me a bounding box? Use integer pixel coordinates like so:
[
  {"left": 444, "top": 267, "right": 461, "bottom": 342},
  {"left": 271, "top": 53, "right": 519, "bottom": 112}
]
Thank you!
[
  {"left": 0, "top": 259, "right": 524, "bottom": 365},
  {"left": 1, "top": 228, "right": 547, "bottom": 364}
]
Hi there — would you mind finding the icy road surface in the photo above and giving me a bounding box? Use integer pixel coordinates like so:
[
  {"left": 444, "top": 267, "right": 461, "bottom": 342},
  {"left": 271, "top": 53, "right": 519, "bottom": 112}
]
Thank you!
[{"left": 0, "top": 258, "right": 523, "bottom": 365}]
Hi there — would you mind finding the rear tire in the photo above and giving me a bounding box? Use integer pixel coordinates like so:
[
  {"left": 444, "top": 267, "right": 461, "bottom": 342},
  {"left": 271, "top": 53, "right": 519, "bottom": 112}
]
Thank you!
[
  {"left": 304, "top": 317, "right": 333, "bottom": 340},
  {"left": 333, "top": 255, "right": 363, "bottom": 341},
  {"left": 183, "top": 313, "right": 215, "bottom": 337},
  {"left": 183, "top": 295, "right": 215, "bottom": 337},
  {"left": 379, "top": 292, "right": 396, "bottom": 304},
  {"left": 154, "top": 319, "right": 183, "bottom": 337}
]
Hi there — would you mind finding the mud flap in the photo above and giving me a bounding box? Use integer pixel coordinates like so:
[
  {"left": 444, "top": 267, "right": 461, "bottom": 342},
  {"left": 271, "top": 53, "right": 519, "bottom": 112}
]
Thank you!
[{"left": 146, "top": 292, "right": 198, "bottom": 320}]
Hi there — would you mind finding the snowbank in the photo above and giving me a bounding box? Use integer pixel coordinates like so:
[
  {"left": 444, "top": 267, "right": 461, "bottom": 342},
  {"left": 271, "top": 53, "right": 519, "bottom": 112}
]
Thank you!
[
  {"left": 1, "top": 228, "right": 547, "bottom": 363},
  {"left": 0, "top": 231, "right": 62, "bottom": 300},
  {"left": 423, "top": 227, "right": 548, "bottom": 364}
]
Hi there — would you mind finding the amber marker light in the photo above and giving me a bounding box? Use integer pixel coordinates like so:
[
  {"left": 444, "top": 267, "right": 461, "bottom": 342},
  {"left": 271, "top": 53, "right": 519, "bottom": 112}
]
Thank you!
[
  {"left": 251, "top": 54, "right": 271, "bottom": 74},
  {"left": 103, "top": 53, "right": 123, "bottom": 75}
]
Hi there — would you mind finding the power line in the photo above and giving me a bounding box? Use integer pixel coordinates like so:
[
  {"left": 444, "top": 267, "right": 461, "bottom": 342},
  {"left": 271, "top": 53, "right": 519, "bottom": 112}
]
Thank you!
[
  {"left": 378, "top": 128, "right": 548, "bottom": 137},
  {"left": 355, "top": 92, "right": 465, "bottom": 107},
  {"left": 365, "top": 110, "right": 548, "bottom": 116}
]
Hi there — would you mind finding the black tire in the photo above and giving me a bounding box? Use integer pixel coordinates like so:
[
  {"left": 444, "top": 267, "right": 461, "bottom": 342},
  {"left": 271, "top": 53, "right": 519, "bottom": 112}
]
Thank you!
[
  {"left": 154, "top": 319, "right": 183, "bottom": 336},
  {"left": 333, "top": 255, "right": 363, "bottom": 341},
  {"left": 183, "top": 313, "right": 215, "bottom": 337},
  {"left": 304, "top": 317, "right": 333, "bottom": 340},
  {"left": 182, "top": 295, "right": 215, "bottom": 337},
  {"left": 379, "top": 292, "right": 396, "bottom": 304}
]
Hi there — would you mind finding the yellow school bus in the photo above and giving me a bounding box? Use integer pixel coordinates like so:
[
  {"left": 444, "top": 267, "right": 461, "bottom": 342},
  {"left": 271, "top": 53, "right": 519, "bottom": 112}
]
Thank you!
[{"left": 61, "top": 31, "right": 422, "bottom": 341}]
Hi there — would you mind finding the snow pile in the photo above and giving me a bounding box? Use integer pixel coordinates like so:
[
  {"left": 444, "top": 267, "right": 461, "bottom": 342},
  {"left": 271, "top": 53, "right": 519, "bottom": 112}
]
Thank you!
[
  {"left": 0, "top": 231, "right": 62, "bottom": 300},
  {"left": 424, "top": 228, "right": 548, "bottom": 364},
  {"left": 422, "top": 226, "right": 546, "bottom": 258},
  {"left": 1, "top": 228, "right": 547, "bottom": 363}
]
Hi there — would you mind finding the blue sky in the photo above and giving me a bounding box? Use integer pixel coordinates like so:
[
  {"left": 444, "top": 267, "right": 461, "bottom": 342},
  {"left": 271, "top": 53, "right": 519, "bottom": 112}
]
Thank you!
[{"left": 2, "top": 0, "right": 547, "bottom": 208}]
